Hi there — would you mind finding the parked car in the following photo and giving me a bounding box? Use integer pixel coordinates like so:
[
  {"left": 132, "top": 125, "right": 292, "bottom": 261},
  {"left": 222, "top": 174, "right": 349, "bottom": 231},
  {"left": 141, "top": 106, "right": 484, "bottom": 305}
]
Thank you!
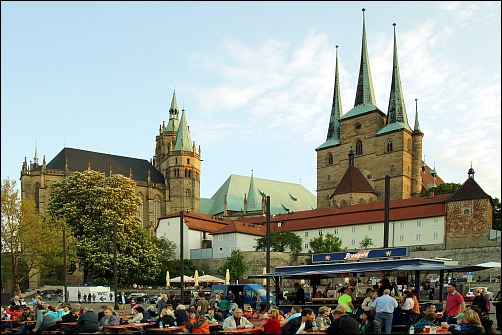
[
  {"left": 465, "top": 287, "right": 494, "bottom": 300},
  {"left": 127, "top": 292, "right": 148, "bottom": 303}
]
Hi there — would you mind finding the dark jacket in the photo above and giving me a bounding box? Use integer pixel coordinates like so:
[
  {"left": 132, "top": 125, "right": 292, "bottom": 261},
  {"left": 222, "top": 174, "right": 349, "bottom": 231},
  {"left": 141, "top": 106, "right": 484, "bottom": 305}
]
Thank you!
[
  {"left": 160, "top": 315, "right": 176, "bottom": 327},
  {"left": 174, "top": 309, "right": 188, "bottom": 326},
  {"left": 326, "top": 314, "right": 361, "bottom": 335},
  {"left": 78, "top": 311, "right": 99, "bottom": 332},
  {"left": 473, "top": 295, "right": 488, "bottom": 313},
  {"left": 362, "top": 319, "right": 381, "bottom": 334},
  {"left": 450, "top": 323, "right": 485, "bottom": 334},
  {"left": 281, "top": 317, "right": 313, "bottom": 334}
]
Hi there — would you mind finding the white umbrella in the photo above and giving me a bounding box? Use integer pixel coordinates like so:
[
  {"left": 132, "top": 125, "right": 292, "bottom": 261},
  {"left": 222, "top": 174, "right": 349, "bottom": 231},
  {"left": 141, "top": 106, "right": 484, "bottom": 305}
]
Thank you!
[
  {"left": 225, "top": 269, "right": 230, "bottom": 284},
  {"left": 262, "top": 267, "right": 267, "bottom": 286},
  {"left": 476, "top": 262, "right": 501, "bottom": 282},
  {"left": 198, "top": 274, "right": 225, "bottom": 283},
  {"left": 194, "top": 270, "right": 199, "bottom": 287},
  {"left": 170, "top": 275, "right": 195, "bottom": 283},
  {"left": 166, "top": 270, "right": 170, "bottom": 288}
]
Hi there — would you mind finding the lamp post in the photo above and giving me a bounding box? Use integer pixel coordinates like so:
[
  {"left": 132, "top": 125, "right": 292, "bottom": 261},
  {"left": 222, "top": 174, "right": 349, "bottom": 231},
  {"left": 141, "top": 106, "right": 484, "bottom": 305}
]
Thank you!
[
  {"left": 63, "top": 226, "right": 68, "bottom": 303},
  {"left": 265, "top": 195, "right": 271, "bottom": 311},
  {"left": 180, "top": 211, "right": 184, "bottom": 304},
  {"left": 113, "top": 221, "right": 119, "bottom": 310}
]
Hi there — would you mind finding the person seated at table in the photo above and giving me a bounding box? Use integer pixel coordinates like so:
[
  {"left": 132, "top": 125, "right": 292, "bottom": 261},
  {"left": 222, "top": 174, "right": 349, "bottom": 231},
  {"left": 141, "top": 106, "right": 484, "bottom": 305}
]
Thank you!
[
  {"left": 359, "top": 309, "right": 380, "bottom": 334},
  {"left": 128, "top": 306, "right": 148, "bottom": 324},
  {"left": 281, "top": 308, "right": 315, "bottom": 334},
  {"left": 60, "top": 306, "right": 80, "bottom": 335},
  {"left": 97, "top": 305, "right": 107, "bottom": 322},
  {"left": 204, "top": 307, "right": 218, "bottom": 322},
  {"left": 325, "top": 308, "right": 360, "bottom": 335},
  {"left": 15, "top": 306, "right": 35, "bottom": 334},
  {"left": 449, "top": 309, "right": 484, "bottom": 334},
  {"left": 447, "top": 313, "right": 468, "bottom": 333},
  {"left": 94, "top": 307, "right": 117, "bottom": 334},
  {"left": 182, "top": 307, "right": 210, "bottom": 334},
  {"left": 412, "top": 312, "right": 438, "bottom": 333},
  {"left": 158, "top": 308, "right": 176, "bottom": 327},
  {"left": 77, "top": 307, "right": 99, "bottom": 333},
  {"left": 175, "top": 304, "right": 188, "bottom": 326},
  {"left": 261, "top": 308, "right": 281, "bottom": 334},
  {"left": 32, "top": 303, "right": 58, "bottom": 334},
  {"left": 147, "top": 305, "right": 158, "bottom": 319},
  {"left": 414, "top": 303, "right": 437, "bottom": 323},
  {"left": 282, "top": 305, "right": 302, "bottom": 326},
  {"left": 222, "top": 308, "right": 253, "bottom": 330},
  {"left": 466, "top": 305, "right": 495, "bottom": 334},
  {"left": 315, "top": 306, "right": 332, "bottom": 329}
]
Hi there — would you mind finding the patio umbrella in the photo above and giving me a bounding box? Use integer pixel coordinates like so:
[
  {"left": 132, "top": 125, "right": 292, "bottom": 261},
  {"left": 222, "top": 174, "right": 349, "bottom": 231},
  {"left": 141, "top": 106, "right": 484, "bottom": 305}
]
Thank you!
[
  {"left": 262, "top": 267, "right": 267, "bottom": 286},
  {"left": 170, "top": 275, "right": 195, "bottom": 283},
  {"left": 476, "top": 262, "right": 501, "bottom": 282},
  {"left": 225, "top": 269, "right": 230, "bottom": 284},
  {"left": 166, "top": 270, "right": 170, "bottom": 288},
  {"left": 198, "top": 274, "right": 225, "bottom": 283},
  {"left": 194, "top": 270, "right": 199, "bottom": 287}
]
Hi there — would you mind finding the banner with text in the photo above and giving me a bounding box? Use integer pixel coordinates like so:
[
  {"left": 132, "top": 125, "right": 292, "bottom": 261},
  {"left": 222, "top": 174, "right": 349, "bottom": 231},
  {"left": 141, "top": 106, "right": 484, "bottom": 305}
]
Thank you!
[{"left": 312, "top": 247, "right": 409, "bottom": 263}]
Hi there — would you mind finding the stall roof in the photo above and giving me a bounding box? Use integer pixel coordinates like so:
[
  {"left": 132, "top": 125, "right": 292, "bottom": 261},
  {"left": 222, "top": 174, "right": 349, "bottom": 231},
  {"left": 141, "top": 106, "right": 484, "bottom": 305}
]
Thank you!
[{"left": 249, "top": 258, "right": 494, "bottom": 278}]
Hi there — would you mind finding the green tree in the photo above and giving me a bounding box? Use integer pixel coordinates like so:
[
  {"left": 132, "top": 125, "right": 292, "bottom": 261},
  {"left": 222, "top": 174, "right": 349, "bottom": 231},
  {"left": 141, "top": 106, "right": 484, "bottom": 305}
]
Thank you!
[
  {"left": 219, "top": 249, "right": 248, "bottom": 283},
  {"left": 254, "top": 231, "right": 302, "bottom": 257},
  {"left": 1, "top": 178, "right": 76, "bottom": 294},
  {"left": 420, "top": 182, "right": 461, "bottom": 197},
  {"left": 305, "top": 233, "right": 345, "bottom": 265},
  {"left": 492, "top": 197, "right": 501, "bottom": 230},
  {"left": 46, "top": 170, "right": 160, "bottom": 286},
  {"left": 359, "top": 235, "right": 374, "bottom": 249},
  {"left": 153, "top": 236, "right": 177, "bottom": 266}
]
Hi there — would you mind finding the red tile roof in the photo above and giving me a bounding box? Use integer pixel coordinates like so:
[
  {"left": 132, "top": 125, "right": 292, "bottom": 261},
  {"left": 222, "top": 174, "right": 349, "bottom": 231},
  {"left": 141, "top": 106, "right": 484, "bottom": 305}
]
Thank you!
[
  {"left": 161, "top": 210, "right": 229, "bottom": 233},
  {"left": 211, "top": 221, "right": 266, "bottom": 236},
  {"left": 333, "top": 166, "right": 376, "bottom": 195}
]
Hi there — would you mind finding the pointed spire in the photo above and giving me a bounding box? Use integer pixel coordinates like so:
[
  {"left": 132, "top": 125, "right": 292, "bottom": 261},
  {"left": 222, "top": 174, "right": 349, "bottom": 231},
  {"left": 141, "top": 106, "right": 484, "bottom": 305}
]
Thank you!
[
  {"left": 166, "top": 90, "right": 180, "bottom": 133},
  {"left": 247, "top": 170, "right": 258, "bottom": 210},
  {"left": 386, "top": 23, "right": 410, "bottom": 128},
  {"left": 354, "top": 8, "right": 377, "bottom": 107},
  {"left": 413, "top": 98, "right": 423, "bottom": 133},
  {"left": 326, "top": 45, "right": 344, "bottom": 141},
  {"left": 34, "top": 140, "right": 39, "bottom": 165},
  {"left": 468, "top": 161, "right": 475, "bottom": 179},
  {"left": 173, "top": 109, "right": 194, "bottom": 152}
]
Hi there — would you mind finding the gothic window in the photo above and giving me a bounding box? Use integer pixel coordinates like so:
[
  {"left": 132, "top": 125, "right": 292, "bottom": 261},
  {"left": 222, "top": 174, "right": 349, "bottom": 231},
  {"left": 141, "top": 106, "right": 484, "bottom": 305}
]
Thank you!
[
  {"left": 318, "top": 230, "right": 323, "bottom": 235},
  {"left": 34, "top": 182, "right": 41, "bottom": 212},
  {"left": 358, "top": 198, "right": 366, "bottom": 204},
  {"left": 175, "top": 158, "right": 178, "bottom": 164},
  {"left": 153, "top": 196, "right": 161, "bottom": 227},
  {"left": 464, "top": 209, "right": 470, "bottom": 215},
  {"left": 187, "top": 158, "right": 190, "bottom": 164},
  {"left": 355, "top": 140, "right": 363, "bottom": 155},
  {"left": 136, "top": 193, "right": 144, "bottom": 225},
  {"left": 327, "top": 153, "right": 333, "bottom": 165},
  {"left": 185, "top": 189, "right": 191, "bottom": 197},
  {"left": 340, "top": 200, "right": 348, "bottom": 207},
  {"left": 387, "top": 141, "right": 393, "bottom": 152}
]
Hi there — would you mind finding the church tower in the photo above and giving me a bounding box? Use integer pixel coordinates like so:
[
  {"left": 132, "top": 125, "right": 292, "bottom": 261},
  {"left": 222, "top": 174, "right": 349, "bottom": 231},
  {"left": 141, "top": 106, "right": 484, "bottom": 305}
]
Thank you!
[
  {"left": 155, "top": 91, "right": 201, "bottom": 214},
  {"left": 316, "top": 10, "right": 427, "bottom": 208}
]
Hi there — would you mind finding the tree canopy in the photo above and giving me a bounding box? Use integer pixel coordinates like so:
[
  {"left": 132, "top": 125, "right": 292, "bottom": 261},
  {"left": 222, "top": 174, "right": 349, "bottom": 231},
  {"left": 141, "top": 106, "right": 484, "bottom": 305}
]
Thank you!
[
  {"left": 219, "top": 249, "right": 248, "bottom": 283},
  {"left": 305, "top": 233, "right": 345, "bottom": 265},
  {"left": 46, "top": 170, "right": 160, "bottom": 286},
  {"left": 420, "top": 182, "right": 461, "bottom": 197},
  {"left": 254, "top": 231, "right": 302, "bottom": 257}
]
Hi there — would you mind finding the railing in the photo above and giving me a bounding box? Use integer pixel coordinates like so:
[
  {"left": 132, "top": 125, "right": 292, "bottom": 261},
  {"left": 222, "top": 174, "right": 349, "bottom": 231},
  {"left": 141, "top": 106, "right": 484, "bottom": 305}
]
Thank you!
[{"left": 190, "top": 248, "right": 213, "bottom": 259}]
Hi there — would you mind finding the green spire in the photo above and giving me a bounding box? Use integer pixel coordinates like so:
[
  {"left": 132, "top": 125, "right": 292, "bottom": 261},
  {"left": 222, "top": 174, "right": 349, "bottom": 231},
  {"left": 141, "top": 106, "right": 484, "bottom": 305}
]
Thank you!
[
  {"left": 386, "top": 23, "right": 410, "bottom": 127},
  {"left": 413, "top": 98, "right": 423, "bottom": 134},
  {"left": 354, "top": 8, "right": 376, "bottom": 107},
  {"left": 326, "top": 45, "right": 343, "bottom": 142},
  {"left": 166, "top": 90, "right": 180, "bottom": 133},
  {"left": 173, "top": 109, "right": 193, "bottom": 152},
  {"left": 247, "top": 170, "right": 258, "bottom": 210}
]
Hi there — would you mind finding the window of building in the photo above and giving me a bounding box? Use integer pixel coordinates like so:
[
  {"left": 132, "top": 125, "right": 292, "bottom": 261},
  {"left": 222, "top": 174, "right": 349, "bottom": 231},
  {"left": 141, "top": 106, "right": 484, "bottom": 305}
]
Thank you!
[
  {"left": 327, "top": 153, "right": 333, "bottom": 165},
  {"left": 400, "top": 222, "right": 405, "bottom": 229},
  {"left": 218, "top": 235, "right": 223, "bottom": 241},
  {"left": 334, "top": 228, "right": 338, "bottom": 234},
  {"left": 185, "top": 189, "right": 191, "bottom": 197},
  {"left": 229, "top": 233, "right": 235, "bottom": 240},
  {"left": 351, "top": 239, "right": 356, "bottom": 245},
  {"left": 136, "top": 193, "right": 144, "bottom": 225},
  {"left": 230, "top": 246, "right": 236, "bottom": 252},
  {"left": 305, "top": 232, "right": 308, "bottom": 237},
  {"left": 399, "top": 235, "right": 405, "bottom": 242},
  {"left": 278, "top": 222, "right": 282, "bottom": 227},
  {"left": 355, "top": 140, "right": 363, "bottom": 155},
  {"left": 416, "top": 233, "right": 422, "bottom": 240},
  {"left": 175, "top": 158, "right": 178, "bottom": 164},
  {"left": 154, "top": 197, "right": 161, "bottom": 226},
  {"left": 354, "top": 123, "right": 362, "bottom": 130},
  {"left": 387, "top": 141, "right": 393, "bottom": 152},
  {"left": 368, "top": 225, "right": 372, "bottom": 231},
  {"left": 218, "top": 248, "right": 223, "bottom": 254},
  {"left": 304, "top": 243, "right": 309, "bottom": 250},
  {"left": 433, "top": 218, "right": 439, "bottom": 226},
  {"left": 432, "top": 232, "right": 439, "bottom": 239},
  {"left": 187, "top": 158, "right": 190, "bottom": 164},
  {"left": 407, "top": 139, "right": 412, "bottom": 151},
  {"left": 318, "top": 230, "right": 323, "bottom": 235},
  {"left": 351, "top": 226, "right": 356, "bottom": 233},
  {"left": 416, "top": 220, "right": 422, "bottom": 227},
  {"left": 464, "top": 209, "right": 470, "bottom": 215},
  {"left": 391, "top": 165, "right": 395, "bottom": 172},
  {"left": 327, "top": 175, "right": 330, "bottom": 180}
]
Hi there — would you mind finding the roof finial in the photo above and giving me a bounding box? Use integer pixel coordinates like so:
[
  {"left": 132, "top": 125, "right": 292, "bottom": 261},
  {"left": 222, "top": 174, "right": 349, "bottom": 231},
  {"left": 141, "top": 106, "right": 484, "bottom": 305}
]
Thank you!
[{"left": 468, "top": 161, "right": 475, "bottom": 179}]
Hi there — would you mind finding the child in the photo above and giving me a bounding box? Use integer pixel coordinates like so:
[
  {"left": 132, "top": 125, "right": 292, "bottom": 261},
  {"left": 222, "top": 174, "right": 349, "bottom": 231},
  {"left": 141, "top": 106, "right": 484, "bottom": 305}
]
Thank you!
[
  {"left": 448, "top": 313, "right": 468, "bottom": 332},
  {"left": 130, "top": 299, "right": 137, "bottom": 314},
  {"left": 255, "top": 295, "right": 262, "bottom": 313}
]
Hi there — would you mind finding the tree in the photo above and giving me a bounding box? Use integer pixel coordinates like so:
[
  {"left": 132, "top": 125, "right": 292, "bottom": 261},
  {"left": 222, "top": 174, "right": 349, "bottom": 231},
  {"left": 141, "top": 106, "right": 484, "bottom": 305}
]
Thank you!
[
  {"left": 153, "top": 236, "right": 177, "bottom": 266},
  {"left": 359, "top": 235, "right": 374, "bottom": 249},
  {"left": 254, "top": 231, "right": 302, "bottom": 258},
  {"left": 46, "top": 170, "right": 160, "bottom": 286},
  {"left": 219, "top": 249, "right": 248, "bottom": 282},
  {"left": 420, "top": 183, "right": 461, "bottom": 197},
  {"left": 492, "top": 197, "right": 501, "bottom": 231},
  {"left": 1, "top": 178, "right": 76, "bottom": 294},
  {"left": 305, "top": 233, "right": 345, "bottom": 265}
]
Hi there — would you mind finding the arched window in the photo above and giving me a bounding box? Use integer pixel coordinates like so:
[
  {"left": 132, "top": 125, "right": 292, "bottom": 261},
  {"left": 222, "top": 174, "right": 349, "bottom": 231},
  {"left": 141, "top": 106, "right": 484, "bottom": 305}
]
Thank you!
[
  {"left": 340, "top": 200, "right": 348, "bottom": 207},
  {"left": 464, "top": 209, "right": 470, "bottom": 215},
  {"left": 327, "top": 153, "right": 333, "bottom": 165},
  {"left": 355, "top": 140, "right": 363, "bottom": 155},
  {"left": 136, "top": 193, "right": 144, "bottom": 226},
  {"left": 34, "top": 182, "right": 41, "bottom": 212},
  {"left": 185, "top": 189, "right": 191, "bottom": 197},
  {"left": 153, "top": 196, "right": 161, "bottom": 226},
  {"left": 387, "top": 141, "right": 393, "bottom": 152}
]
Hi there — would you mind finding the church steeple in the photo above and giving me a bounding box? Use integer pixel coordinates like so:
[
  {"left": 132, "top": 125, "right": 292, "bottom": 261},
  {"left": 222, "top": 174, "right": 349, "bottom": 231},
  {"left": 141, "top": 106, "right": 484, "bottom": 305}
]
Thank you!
[
  {"left": 413, "top": 98, "right": 423, "bottom": 134},
  {"left": 34, "top": 140, "right": 39, "bottom": 166},
  {"left": 247, "top": 170, "right": 258, "bottom": 210},
  {"left": 354, "top": 8, "right": 377, "bottom": 107},
  {"left": 326, "top": 45, "right": 343, "bottom": 142},
  {"left": 173, "top": 109, "right": 193, "bottom": 152},
  {"left": 386, "top": 23, "right": 410, "bottom": 128},
  {"left": 166, "top": 90, "right": 180, "bottom": 133}
]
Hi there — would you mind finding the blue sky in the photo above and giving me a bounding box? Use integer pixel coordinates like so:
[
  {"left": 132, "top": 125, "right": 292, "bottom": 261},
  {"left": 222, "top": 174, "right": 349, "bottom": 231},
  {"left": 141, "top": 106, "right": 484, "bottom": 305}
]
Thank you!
[{"left": 2, "top": 1, "right": 501, "bottom": 201}]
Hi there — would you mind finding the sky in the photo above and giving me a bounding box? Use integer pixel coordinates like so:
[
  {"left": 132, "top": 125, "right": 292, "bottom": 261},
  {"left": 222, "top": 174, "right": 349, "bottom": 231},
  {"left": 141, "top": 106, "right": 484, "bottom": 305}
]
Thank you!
[{"left": 2, "top": 1, "right": 501, "bottom": 201}]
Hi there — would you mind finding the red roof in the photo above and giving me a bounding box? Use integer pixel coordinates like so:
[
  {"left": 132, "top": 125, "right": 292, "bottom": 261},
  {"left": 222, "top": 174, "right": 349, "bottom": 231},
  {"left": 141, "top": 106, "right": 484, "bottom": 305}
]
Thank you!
[
  {"left": 212, "top": 221, "right": 266, "bottom": 236},
  {"left": 333, "top": 166, "right": 376, "bottom": 195}
]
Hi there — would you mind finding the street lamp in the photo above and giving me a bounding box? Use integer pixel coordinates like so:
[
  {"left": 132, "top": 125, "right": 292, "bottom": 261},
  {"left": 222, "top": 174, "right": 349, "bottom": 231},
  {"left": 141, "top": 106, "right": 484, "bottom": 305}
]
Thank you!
[
  {"left": 265, "top": 195, "right": 271, "bottom": 311},
  {"left": 113, "top": 221, "right": 119, "bottom": 310},
  {"left": 63, "top": 226, "right": 68, "bottom": 303}
]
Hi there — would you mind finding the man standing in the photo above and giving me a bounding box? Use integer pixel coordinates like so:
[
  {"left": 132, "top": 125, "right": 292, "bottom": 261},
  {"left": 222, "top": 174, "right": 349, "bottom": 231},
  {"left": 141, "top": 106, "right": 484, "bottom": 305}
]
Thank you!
[
  {"left": 493, "top": 283, "right": 501, "bottom": 331},
  {"left": 325, "top": 308, "right": 360, "bottom": 335},
  {"left": 226, "top": 290, "right": 235, "bottom": 303},
  {"left": 440, "top": 283, "right": 466, "bottom": 324},
  {"left": 338, "top": 287, "right": 355, "bottom": 316},
  {"left": 371, "top": 289, "right": 397, "bottom": 334},
  {"left": 293, "top": 282, "right": 305, "bottom": 304},
  {"left": 196, "top": 291, "right": 210, "bottom": 315}
]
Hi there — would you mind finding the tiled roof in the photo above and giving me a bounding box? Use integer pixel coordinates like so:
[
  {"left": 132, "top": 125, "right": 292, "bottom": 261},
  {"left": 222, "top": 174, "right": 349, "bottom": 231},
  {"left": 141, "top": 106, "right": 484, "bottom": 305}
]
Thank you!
[
  {"left": 447, "top": 177, "right": 491, "bottom": 202},
  {"left": 421, "top": 163, "right": 445, "bottom": 190},
  {"left": 340, "top": 103, "right": 385, "bottom": 120},
  {"left": 211, "top": 221, "right": 266, "bottom": 236},
  {"left": 161, "top": 211, "right": 229, "bottom": 233},
  {"left": 332, "top": 166, "right": 376, "bottom": 195},
  {"left": 46, "top": 147, "right": 164, "bottom": 184}
]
